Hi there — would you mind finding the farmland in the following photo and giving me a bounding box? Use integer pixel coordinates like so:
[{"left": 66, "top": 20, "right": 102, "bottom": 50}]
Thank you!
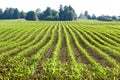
[{"left": 0, "top": 20, "right": 120, "bottom": 79}]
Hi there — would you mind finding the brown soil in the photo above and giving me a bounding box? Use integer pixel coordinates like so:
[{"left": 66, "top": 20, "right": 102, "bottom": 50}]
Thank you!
[
  {"left": 94, "top": 32, "right": 118, "bottom": 47},
  {"left": 26, "top": 36, "right": 51, "bottom": 58},
  {"left": 59, "top": 26, "right": 69, "bottom": 63},
  {"left": 73, "top": 28, "right": 113, "bottom": 67},
  {"left": 30, "top": 27, "right": 58, "bottom": 79},
  {"left": 25, "top": 27, "right": 54, "bottom": 58},
  {"left": 40, "top": 28, "right": 58, "bottom": 62},
  {"left": 29, "top": 64, "right": 45, "bottom": 80},
  {"left": 89, "top": 32, "right": 120, "bottom": 65},
  {"left": 66, "top": 27, "right": 90, "bottom": 64}
]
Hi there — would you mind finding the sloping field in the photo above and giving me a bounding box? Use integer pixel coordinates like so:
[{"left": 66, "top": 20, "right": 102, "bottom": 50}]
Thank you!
[{"left": 0, "top": 20, "right": 120, "bottom": 79}]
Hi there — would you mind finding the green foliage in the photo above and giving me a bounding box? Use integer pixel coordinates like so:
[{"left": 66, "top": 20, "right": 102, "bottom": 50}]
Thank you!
[
  {"left": 2, "top": 8, "right": 20, "bottom": 19},
  {"left": 0, "top": 8, "right": 3, "bottom": 19},
  {"left": 19, "top": 11, "right": 26, "bottom": 19},
  {"left": 38, "top": 7, "right": 58, "bottom": 20},
  {"left": 13, "top": 8, "right": 20, "bottom": 19},
  {"left": 59, "top": 5, "right": 77, "bottom": 21},
  {"left": 25, "top": 11, "right": 36, "bottom": 21}
]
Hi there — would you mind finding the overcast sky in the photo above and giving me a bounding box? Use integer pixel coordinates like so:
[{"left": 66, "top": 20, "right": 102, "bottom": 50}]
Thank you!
[{"left": 0, "top": 0, "right": 120, "bottom": 16}]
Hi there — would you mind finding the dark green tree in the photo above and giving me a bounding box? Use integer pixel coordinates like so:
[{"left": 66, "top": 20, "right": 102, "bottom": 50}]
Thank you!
[
  {"left": 2, "top": 8, "right": 10, "bottom": 19},
  {"left": 25, "top": 11, "right": 36, "bottom": 21},
  {"left": 2, "top": 8, "right": 19, "bottom": 19},
  {"left": 63, "top": 5, "right": 69, "bottom": 20},
  {"left": 19, "top": 11, "right": 26, "bottom": 18},
  {"left": 97, "top": 15, "right": 112, "bottom": 21},
  {"left": 112, "top": 16, "right": 117, "bottom": 21},
  {"left": 38, "top": 7, "right": 58, "bottom": 20},
  {"left": 68, "top": 5, "right": 77, "bottom": 20},
  {"left": 84, "top": 11, "right": 91, "bottom": 19},
  {"left": 69, "top": 5, "right": 77, "bottom": 20},
  {"left": 91, "top": 14, "right": 96, "bottom": 20},
  {"left": 51, "top": 9, "right": 58, "bottom": 20},
  {"left": 43, "top": 7, "right": 52, "bottom": 20},
  {"left": 59, "top": 5, "right": 77, "bottom": 21},
  {"left": 13, "top": 8, "right": 20, "bottom": 19},
  {"left": 59, "top": 5, "right": 64, "bottom": 20},
  {"left": 67, "top": 11, "right": 74, "bottom": 20},
  {"left": 38, "top": 13, "right": 44, "bottom": 20},
  {"left": 84, "top": 11, "right": 88, "bottom": 17},
  {"left": 8, "top": 8, "right": 14, "bottom": 19},
  {"left": 0, "top": 9, "right": 3, "bottom": 19},
  {"left": 52, "top": 10, "right": 58, "bottom": 16},
  {"left": 35, "top": 8, "right": 41, "bottom": 19}
]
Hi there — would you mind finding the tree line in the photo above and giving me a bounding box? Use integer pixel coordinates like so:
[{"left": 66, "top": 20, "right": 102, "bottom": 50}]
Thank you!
[
  {"left": 0, "top": 5, "right": 77, "bottom": 21},
  {"left": 0, "top": 5, "right": 120, "bottom": 21},
  {"left": 79, "top": 11, "right": 120, "bottom": 21}
]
